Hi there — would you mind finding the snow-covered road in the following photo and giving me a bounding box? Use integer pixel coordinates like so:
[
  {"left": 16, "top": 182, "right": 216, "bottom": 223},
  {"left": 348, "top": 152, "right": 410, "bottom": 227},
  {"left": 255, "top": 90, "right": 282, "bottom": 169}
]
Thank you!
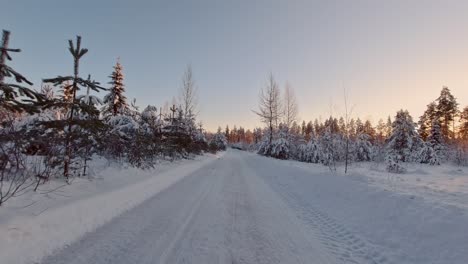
[{"left": 41, "top": 150, "right": 468, "bottom": 264}]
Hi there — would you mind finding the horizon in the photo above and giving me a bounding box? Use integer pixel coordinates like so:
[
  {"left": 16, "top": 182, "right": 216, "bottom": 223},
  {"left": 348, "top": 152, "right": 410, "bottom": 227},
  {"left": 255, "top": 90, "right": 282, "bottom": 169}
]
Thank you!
[{"left": 2, "top": 0, "right": 468, "bottom": 131}]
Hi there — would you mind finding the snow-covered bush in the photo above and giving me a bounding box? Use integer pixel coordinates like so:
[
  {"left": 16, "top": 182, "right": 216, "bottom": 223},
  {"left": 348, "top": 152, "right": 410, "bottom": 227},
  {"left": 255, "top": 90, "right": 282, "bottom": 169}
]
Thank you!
[
  {"left": 270, "top": 138, "right": 290, "bottom": 159},
  {"left": 419, "top": 142, "right": 440, "bottom": 165},
  {"left": 257, "top": 135, "right": 271, "bottom": 156},
  {"left": 298, "top": 139, "right": 321, "bottom": 163},
  {"left": 141, "top": 105, "right": 158, "bottom": 127},
  {"left": 354, "top": 133, "right": 373, "bottom": 162},
  {"left": 209, "top": 129, "right": 227, "bottom": 152},
  {"left": 106, "top": 115, "right": 139, "bottom": 140},
  {"left": 319, "top": 127, "right": 337, "bottom": 167},
  {"left": 385, "top": 151, "right": 406, "bottom": 173}
]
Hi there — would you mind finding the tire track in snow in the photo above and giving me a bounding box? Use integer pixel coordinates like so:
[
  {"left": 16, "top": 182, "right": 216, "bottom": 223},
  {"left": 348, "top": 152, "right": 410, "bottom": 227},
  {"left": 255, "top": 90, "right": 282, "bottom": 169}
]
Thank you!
[
  {"left": 157, "top": 167, "right": 218, "bottom": 264},
  {"left": 243, "top": 154, "right": 394, "bottom": 264},
  {"left": 268, "top": 180, "right": 393, "bottom": 264}
]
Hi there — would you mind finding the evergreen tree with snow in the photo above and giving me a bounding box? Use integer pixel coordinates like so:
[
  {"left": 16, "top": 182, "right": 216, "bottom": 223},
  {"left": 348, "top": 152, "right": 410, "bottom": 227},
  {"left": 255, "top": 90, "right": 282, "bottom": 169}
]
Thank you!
[
  {"left": 209, "top": 127, "right": 227, "bottom": 152},
  {"left": 103, "top": 59, "right": 128, "bottom": 116},
  {"left": 419, "top": 142, "right": 440, "bottom": 165},
  {"left": 418, "top": 102, "right": 437, "bottom": 141},
  {"left": 257, "top": 127, "right": 272, "bottom": 156},
  {"left": 427, "top": 118, "right": 444, "bottom": 161},
  {"left": 385, "top": 116, "right": 392, "bottom": 138},
  {"left": 319, "top": 126, "right": 336, "bottom": 168},
  {"left": 0, "top": 30, "right": 43, "bottom": 114},
  {"left": 141, "top": 105, "right": 158, "bottom": 128},
  {"left": 435, "top": 86, "right": 458, "bottom": 141},
  {"left": 385, "top": 110, "right": 421, "bottom": 172},
  {"left": 354, "top": 133, "right": 373, "bottom": 162},
  {"left": 43, "top": 36, "right": 105, "bottom": 179},
  {"left": 270, "top": 124, "right": 290, "bottom": 160},
  {"left": 298, "top": 137, "right": 321, "bottom": 163}
]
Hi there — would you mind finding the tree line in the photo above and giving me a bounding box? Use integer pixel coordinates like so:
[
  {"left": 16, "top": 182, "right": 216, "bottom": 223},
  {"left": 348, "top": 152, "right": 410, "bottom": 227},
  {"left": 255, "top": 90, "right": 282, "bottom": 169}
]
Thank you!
[{"left": 227, "top": 73, "right": 466, "bottom": 173}]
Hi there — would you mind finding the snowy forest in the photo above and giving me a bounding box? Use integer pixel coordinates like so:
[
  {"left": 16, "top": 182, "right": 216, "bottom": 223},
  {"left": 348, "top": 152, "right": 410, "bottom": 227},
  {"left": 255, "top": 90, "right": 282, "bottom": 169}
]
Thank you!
[
  {"left": 224, "top": 73, "right": 467, "bottom": 173},
  {"left": 2, "top": 29, "right": 467, "bottom": 206},
  {"left": 0, "top": 30, "right": 228, "bottom": 206}
]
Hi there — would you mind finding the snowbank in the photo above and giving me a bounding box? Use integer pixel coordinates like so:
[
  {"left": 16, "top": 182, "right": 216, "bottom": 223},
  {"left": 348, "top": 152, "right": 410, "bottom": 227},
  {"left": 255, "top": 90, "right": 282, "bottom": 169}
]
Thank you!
[{"left": 0, "top": 153, "right": 221, "bottom": 264}]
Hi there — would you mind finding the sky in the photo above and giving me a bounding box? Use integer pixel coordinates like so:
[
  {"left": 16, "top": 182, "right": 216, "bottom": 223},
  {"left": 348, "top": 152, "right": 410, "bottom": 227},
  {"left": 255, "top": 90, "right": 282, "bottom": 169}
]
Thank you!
[{"left": 2, "top": 0, "right": 468, "bottom": 131}]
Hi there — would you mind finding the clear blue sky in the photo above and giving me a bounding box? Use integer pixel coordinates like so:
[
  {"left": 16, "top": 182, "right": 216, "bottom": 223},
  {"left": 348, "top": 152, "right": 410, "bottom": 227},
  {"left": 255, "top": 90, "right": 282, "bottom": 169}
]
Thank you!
[{"left": 3, "top": 0, "right": 468, "bottom": 131}]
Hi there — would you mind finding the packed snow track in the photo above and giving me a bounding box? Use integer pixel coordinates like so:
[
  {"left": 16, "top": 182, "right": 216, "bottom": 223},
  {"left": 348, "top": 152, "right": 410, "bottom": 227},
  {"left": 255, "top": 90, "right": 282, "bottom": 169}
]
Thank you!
[{"left": 41, "top": 150, "right": 468, "bottom": 264}]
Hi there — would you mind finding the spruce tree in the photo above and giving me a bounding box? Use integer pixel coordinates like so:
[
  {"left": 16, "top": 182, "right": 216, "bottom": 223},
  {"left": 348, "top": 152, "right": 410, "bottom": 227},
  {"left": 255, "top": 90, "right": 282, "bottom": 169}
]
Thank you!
[
  {"left": 419, "top": 142, "right": 439, "bottom": 165},
  {"left": 355, "top": 133, "right": 373, "bottom": 161},
  {"left": 103, "top": 59, "right": 128, "bottom": 116},
  {"left": 385, "top": 110, "right": 421, "bottom": 172},
  {"left": 43, "top": 36, "right": 105, "bottom": 179},
  {"left": 319, "top": 126, "right": 336, "bottom": 169},
  {"left": 209, "top": 127, "right": 227, "bottom": 152},
  {"left": 428, "top": 118, "right": 444, "bottom": 160},
  {"left": 0, "top": 30, "right": 43, "bottom": 114}
]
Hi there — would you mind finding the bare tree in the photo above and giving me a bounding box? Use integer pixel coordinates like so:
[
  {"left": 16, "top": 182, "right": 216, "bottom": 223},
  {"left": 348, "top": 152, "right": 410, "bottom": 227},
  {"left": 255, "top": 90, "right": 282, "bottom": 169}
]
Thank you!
[
  {"left": 179, "top": 64, "right": 198, "bottom": 119},
  {"left": 343, "top": 86, "right": 354, "bottom": 174},
  {"left": 283, "top": 81, "right": 298, "bottom": 131},
  {"left": 253, "top": 73, "right": 282, "bottom": 146}
]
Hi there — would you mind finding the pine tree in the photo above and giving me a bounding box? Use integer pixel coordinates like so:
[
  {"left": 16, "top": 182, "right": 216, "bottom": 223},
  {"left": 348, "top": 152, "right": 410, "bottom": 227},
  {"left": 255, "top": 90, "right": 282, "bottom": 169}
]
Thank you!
[
  {"left": 418, "top": 102, "right": 437, "bottom": 141},
  {"left": 376, "top": 118, "right": 387, "bottom": 144},
  {"left": 385, "top": 116, "right": 392, "bottom": 138},
  {"left": 385, "top": 110, "right": 421, "bottom": 172},
  {"left": 419, "top": 142, "right": 439, "bottom": 165},
  {"left": 459, "top": 106, "right": 468, "bottom": 140},
  {"left": 319, "top": 126, "right": 336, "bottom": 169},
  {"left": 298, "top": 138, "right": 320, "bottom": 163},
  {"left": 0, "top": 30, "right": 43, "bottom": 114},
  {"left": 363, "top": 120, "right": 376, "bottom": 143},
  {"left": 209, "top": 127, "right": 227, "bottom": 152},
  {"left": 355, "top": 118, "right": 364, "bottom": 135},
  {"left": 348, "top": 118, "right": 357, "bottom": 140},
  {"left": 270, "top": 124, "right": 290, "bottom": 160},
  {"left": 354, "top": 133, "right": 373, "bottom": 162},
  {"left": 141, "top": 105, "right": 158, "bottom": 128},
  {"left": 305, "top": 121, "right": 314, "bottom": 141},
  {"left": 225, "top": 125, "right": 230, "bottom": 143},
  {"left": 103, "top": 59, "right": 128, "bottom": 116},
  {"left": 428, "top": 119, "right": 444, "bottom": 161},
  {"left": 43, "top": 36, "right": 105, "bottom": 179},
  {"left": 435, "top": 86, "right": 458, "bottom": 140}
]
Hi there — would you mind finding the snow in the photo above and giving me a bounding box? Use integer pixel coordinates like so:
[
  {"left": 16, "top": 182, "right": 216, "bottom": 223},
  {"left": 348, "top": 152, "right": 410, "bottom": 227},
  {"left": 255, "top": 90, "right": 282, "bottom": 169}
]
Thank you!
[
  {"left": 259, "top": 156, "right": 468, "bottom": 263},
  {"left": 41, "top": 149, "right": 336, "bottom": 264},
  {"left": 0, "top": 153, "right": 220, "bottom": 264},
  {"left": 2, "top": 150, "right": 468, "bottom": 264}
]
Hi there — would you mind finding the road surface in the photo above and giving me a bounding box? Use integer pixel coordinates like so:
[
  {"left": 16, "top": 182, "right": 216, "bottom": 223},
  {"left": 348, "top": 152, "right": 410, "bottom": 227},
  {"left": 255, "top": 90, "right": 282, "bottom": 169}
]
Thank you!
[{"left": 42, "top": 150, "right": 391, "bottom": 264}]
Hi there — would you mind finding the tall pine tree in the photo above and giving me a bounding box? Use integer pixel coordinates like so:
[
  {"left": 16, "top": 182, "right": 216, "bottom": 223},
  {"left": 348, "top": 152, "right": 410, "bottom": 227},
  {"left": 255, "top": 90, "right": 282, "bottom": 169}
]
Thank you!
[
  {"left": 103, "top": 58, "right": 128, "bottom": 116},
  {"left": 435, "top": 86, "right": 458, "bottom": 141},
  {"left": 428, "top": 118, "right": 444, "bottom": 160},
  {"left": 418, "top": 102, "right": 437, "bottom": 141}
]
